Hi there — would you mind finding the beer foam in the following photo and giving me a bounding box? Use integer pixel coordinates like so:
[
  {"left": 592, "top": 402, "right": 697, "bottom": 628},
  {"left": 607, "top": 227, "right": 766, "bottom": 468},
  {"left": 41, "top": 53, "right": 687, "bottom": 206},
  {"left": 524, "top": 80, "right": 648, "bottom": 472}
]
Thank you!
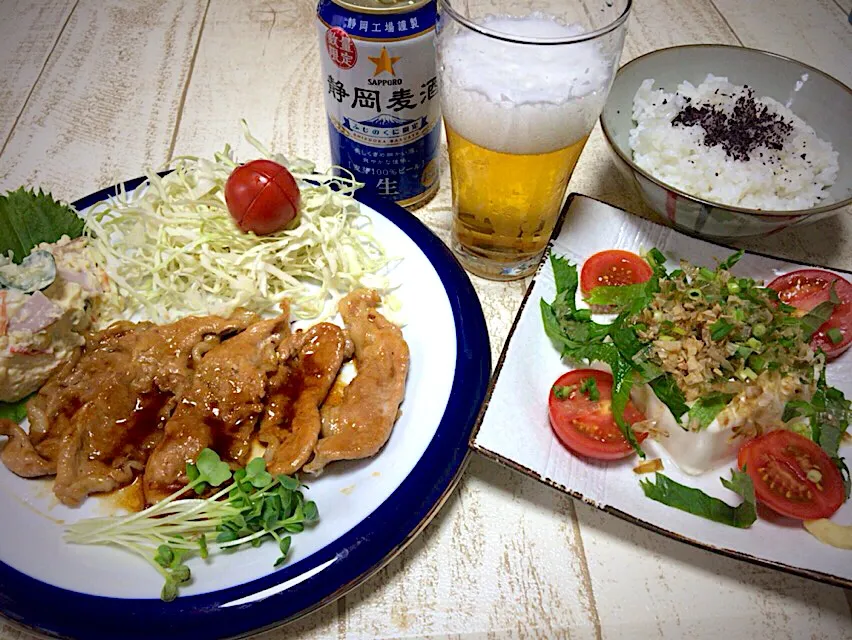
[{"left": 440, "top": 14, "right": 611, "bottom": 154}]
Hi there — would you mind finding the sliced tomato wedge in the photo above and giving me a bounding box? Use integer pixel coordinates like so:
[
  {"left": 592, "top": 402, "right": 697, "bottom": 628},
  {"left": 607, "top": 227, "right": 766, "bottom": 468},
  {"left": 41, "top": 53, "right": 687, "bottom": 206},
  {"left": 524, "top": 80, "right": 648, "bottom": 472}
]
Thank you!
[
  {"left": 548, "top": 369, "right": 647, "bottom": 461},
  {"left": 580, "top": 250, "right": 653, "bottom": 294},
  {"left": 737, "top": 430, "right": 844, "bottom": 520},
  {"left": 767, "top": 268, "right": 852, "bottom": 359}
]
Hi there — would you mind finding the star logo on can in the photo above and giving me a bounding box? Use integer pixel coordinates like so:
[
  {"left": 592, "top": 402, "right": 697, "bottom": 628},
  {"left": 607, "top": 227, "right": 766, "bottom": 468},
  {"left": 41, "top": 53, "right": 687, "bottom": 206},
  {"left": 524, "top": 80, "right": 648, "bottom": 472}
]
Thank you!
[
  {"left": 368, "top": 47, "right": 401, "bottom": 76},
  {"left": 326, "top": 26, "right": 357, "bottom": 70}
]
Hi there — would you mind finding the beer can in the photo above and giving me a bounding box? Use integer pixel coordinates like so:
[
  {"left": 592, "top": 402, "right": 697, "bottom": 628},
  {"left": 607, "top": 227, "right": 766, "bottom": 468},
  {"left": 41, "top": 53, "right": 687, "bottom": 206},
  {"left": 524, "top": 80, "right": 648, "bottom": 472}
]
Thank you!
[{"left": 316, "top": 0, "right": 440, "bottom": 209}]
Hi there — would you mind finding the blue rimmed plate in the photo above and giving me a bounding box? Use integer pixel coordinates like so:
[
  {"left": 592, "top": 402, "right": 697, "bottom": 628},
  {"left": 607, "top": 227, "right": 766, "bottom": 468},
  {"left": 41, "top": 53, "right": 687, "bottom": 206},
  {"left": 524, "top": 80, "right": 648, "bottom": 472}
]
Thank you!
[{"left": 0, "top": 180, "right": 490, "bottom": 639}]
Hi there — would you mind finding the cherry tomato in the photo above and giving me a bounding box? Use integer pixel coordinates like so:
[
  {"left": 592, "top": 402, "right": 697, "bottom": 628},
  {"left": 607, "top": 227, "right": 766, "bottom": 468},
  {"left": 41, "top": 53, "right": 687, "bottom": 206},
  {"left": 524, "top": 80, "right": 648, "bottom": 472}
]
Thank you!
[
  {"left": 767, "top": 268, "right": 852, "bottom": 359},
  {"left": 580, "top": 250, "right": 653, "bottom": 294},
  {"left": 737, "top": 430, "right": 844, "bottom": 520},
  {"left": 548, "top": 369, "right": 648, "bottom": 461},
  {"left": 224, "top": 159, "right": 300, "bottom": 235}
]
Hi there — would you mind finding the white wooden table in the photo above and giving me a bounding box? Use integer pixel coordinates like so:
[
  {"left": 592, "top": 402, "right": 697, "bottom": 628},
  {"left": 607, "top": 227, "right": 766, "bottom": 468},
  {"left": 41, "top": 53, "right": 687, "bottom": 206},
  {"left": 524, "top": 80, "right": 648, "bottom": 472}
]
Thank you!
[{"left": 1, "top": 1, "right": 850, "bottom": 638}]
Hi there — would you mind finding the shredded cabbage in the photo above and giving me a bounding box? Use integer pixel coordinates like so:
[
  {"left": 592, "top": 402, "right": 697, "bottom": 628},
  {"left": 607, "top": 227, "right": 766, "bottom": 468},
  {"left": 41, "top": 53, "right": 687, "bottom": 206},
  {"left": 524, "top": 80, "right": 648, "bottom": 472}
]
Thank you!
[{"left": 84, "top": 121, "right": 391, "bottom": 325}]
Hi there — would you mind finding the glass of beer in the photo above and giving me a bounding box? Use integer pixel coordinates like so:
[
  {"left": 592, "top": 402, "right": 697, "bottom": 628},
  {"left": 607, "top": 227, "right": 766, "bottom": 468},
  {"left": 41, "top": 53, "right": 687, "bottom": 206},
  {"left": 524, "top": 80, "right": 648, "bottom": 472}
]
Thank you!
[{"left": 437, "top": 0, "right": 632, "bottom": 280}]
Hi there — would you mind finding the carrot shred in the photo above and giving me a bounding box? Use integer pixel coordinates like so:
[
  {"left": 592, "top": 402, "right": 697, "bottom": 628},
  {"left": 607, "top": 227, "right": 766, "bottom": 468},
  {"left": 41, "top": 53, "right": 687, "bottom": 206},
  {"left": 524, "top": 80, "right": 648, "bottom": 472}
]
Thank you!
[{"left": 0, "top": 291, "right": 7, "bottom": 336}]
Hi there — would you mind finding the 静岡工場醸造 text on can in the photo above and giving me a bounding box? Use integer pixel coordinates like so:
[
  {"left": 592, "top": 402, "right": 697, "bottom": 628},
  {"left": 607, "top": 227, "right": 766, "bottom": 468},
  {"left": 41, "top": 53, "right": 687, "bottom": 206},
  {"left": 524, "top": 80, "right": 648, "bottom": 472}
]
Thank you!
[{"left": 317, "top": 0, "right": 441, "bottom": 209}]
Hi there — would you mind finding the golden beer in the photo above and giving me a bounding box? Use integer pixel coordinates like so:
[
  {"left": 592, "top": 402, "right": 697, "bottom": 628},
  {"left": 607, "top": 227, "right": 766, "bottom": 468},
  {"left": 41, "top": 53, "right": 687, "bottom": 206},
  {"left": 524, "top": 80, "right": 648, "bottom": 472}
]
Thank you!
[
  {"left": 446, "top": 124, "right": 589, "bottom": 270},
  {"left": 437, "top": 10, "right": 622, "bottom": 279}
]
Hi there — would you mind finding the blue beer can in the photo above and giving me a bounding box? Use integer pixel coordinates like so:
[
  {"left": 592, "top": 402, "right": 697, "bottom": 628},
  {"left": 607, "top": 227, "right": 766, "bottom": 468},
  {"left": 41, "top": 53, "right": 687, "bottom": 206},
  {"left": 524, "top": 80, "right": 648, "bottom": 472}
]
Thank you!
[{"left": 317, "top": 0, "right": 440, "bottom": 209}]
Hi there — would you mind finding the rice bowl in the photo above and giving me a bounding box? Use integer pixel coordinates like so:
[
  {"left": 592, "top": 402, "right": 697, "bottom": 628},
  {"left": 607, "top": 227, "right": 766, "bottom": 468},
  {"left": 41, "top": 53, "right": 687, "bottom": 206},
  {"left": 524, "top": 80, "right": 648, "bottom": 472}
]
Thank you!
[
  {"left": 599, "top": 45, "right": 852, "bottom": 239},
  {"left": 628, "top": 75, "right": 839, "bottom": 211}
]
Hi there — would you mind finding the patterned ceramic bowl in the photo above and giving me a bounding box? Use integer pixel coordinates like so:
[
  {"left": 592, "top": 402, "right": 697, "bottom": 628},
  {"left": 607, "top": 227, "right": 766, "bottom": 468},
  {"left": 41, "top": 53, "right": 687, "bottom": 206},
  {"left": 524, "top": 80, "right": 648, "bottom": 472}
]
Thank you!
[{"left": 600, "top": 45, "right": 852, "bottom": 239}]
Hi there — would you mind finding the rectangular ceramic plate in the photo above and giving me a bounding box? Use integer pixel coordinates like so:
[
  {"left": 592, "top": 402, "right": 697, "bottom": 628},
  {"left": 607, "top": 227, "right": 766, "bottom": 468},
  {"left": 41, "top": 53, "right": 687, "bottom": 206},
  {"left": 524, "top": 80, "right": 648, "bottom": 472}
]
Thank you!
[{"left": 470, "top": 194, "right": 852, "bottom": 588}]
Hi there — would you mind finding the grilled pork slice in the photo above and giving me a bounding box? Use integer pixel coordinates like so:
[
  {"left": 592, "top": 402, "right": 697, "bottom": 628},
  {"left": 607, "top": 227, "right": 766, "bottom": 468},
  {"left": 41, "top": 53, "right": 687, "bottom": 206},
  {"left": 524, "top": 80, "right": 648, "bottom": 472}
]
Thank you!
[
  {"left": 27, "top": 323, "right": 139, "bottom": 472},
  {"left": 304, "top": 289, "right": 409, "bottom": 474},
  {"left": 142, "top": 313, "right": 288, "bottom": 505},
  {"left": 53, "top": 314, "right": 257, "bottom": 506},
  {"left": 3, "top": 321, "right": 153, "bottom": 491},
  {"left": 1, "top": 313, "right": 258, "bottom": 507},
  {"left": 260, "top": 323, "right": 352, "bottom": 475},
  {"left": 0, "top": 419, "right": 53, "bottom": 477}
]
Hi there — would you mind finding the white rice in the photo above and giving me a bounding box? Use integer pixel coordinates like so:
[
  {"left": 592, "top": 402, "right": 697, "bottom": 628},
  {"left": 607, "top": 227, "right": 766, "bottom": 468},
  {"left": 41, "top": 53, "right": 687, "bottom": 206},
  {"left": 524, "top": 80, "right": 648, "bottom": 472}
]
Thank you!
[{"left": 628, "top": 74, "right": 839, "bottom": 210}]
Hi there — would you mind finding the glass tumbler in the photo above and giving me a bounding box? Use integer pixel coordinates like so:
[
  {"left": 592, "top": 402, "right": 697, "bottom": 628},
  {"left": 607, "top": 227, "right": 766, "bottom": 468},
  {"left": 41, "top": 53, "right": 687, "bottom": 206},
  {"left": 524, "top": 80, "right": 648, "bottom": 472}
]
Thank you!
[{"left": 437, "top": 0, "right": 632, "bottom": 280}]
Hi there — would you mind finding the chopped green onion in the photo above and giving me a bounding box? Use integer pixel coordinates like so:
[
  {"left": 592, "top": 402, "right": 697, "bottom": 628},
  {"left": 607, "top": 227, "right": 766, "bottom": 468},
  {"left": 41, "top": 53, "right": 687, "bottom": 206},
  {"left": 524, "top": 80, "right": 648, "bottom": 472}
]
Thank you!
[
  {"left": 553, "top": 385, "right": 575, "bottom": 400},
  {"left": 749, "top": 354, "right": 767, "bottom": 372},
  {"left": 718, "top": 250, "right": 745, "bottom": 271},
  {"left": 687, "top": 288, "right": 702, "bottom": 299},
  {"left": 699, "top": 267, "right": 716, "bottom": 281},
  {"left": 671, "top": 325, "right": 687, "bottom": 336},
  {"left": 737, "top": 367, "right": 757, "bottom": 381},
  {"left": 579, "top": 377, "right": 600, "bottom": 401},
  {"left": 752, "top": 323, "right": 767, "bottom": 338},
  {"left": 746, "top": 337, "right": 763, "bottom": 350},
  {"left": 778, "top": 336, "right": 796, "bottom": 350},
  {"left": 827, "top": 327, "right": 843, "bottom": 345},
  {"left": 710, "top": 318, "right": 733, "bottom": 341},
  {"left": 647, "top": 248, "right": 667, "bottom": 266},
  {"left": 726, "top": 280, "right": 741, "bottom": 294},
  {"left": 735, "top": 346, "right": 753, "bottom": 359},
  {"left": 733, "top": 308, "right": 745, "bottom": 322}
]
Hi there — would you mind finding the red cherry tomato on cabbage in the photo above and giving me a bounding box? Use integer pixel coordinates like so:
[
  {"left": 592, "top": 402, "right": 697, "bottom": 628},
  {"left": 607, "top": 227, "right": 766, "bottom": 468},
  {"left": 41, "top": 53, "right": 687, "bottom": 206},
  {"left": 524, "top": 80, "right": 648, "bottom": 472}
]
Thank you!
[
  {"left": 737, "top": 430, "right": 844, "bottom": 520},
  {"left": 548, "top": 369, "right": 648, "bottom": 461},
  {"left": 224, "top": 159, "right": 300, "bottom": 235},
  {"left": 580, "top": 250, "right": 653, "bottom": 294},
  {"left": 767, "top": 268, "right": 852, "bottom": 359}
]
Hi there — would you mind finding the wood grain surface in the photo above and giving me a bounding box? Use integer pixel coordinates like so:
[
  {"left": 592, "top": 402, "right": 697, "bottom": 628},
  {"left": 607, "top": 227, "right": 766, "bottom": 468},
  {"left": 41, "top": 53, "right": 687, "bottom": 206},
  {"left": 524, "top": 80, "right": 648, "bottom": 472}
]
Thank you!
[
  {"left": 0, "top": 0, "right": 850, "bottom": 638},
  {"left": 0, "top": 0, "right": 207, "bottom": 200},
  {"left": 712, "top": 0, "right": 852, "bottom": 87},
  {"left": 0, "top": 0, "right": 75, "bottom": 148}
]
